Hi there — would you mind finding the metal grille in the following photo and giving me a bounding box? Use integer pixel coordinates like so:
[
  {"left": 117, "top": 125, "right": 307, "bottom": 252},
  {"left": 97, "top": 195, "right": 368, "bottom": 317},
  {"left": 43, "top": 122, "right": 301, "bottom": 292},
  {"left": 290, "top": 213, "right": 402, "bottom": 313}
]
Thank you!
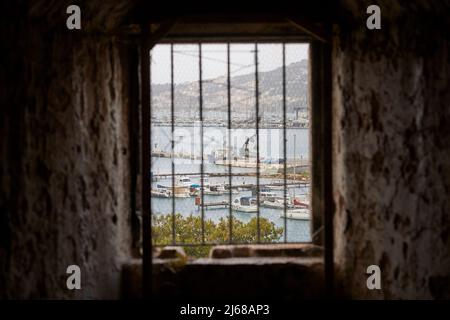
[{"left": 150, "top": 42, "right": 311, "bottom": 254}]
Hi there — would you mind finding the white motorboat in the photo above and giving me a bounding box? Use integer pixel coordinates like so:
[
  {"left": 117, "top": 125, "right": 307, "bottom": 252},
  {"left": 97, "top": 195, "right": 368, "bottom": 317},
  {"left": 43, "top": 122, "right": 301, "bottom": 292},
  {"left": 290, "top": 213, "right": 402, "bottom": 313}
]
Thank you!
[
  {"left": 232, "top": 196, "right": 258, "bottom": 213},
  {"left": 177, "top": 176, "right": 192, "bottom": 187},
  {"left": 173, "top": 185, "right": 190, "bottom": 198},
  {"left": 204, "top": 184, "right": 226, "bottom": 196},
  {"left": 162, "top": 176, "right": 192, "bottom": 197},
  {"left": 261, "top": 199, "right": 285, "bottom": 209},
  {"left": 261, "top": 195, "right": 293, "bottom": 209},
  {"left": 152, "top": 178, "right": 190, "bottom": 197},
  {"left": 262, "top": 201, "right": 282, "bottom": 209},
  {"left": 151, "top": 187, "right": 172, "bottom": 198}
]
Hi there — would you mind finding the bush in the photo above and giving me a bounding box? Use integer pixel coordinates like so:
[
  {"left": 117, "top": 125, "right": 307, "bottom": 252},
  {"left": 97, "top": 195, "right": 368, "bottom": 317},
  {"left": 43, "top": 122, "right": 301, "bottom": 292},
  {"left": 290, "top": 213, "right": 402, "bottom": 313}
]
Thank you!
[{"left": 152, "top": 213, "right": 283, "bottom": 258}]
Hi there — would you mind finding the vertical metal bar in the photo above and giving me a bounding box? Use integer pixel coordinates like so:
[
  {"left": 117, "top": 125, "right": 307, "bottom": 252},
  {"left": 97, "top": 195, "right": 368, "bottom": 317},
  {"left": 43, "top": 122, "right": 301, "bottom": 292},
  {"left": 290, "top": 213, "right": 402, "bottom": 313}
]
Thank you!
[
  {"left": 140, "top": 38, "right": 151, "bottom": 298},
  {"left": 199, "top": 43, "right": 205, "bottom": 244},
  {"left": 282, "top": 43, "right": 287, "bottom": 243},
  {"left": 254, "top": 43, "right": 261, "bottom": 243},
  {"left": 311, "top": 40, "right": 334, "bottom": 297},
  {"left": 310, "top": 42, "right": 323, "bottom": 246},
  {"left": 227, "top": 43, "right": 233, "bottom": 244},
  {"left": 129, "top": 45, "right": 140, "bottom": 255},
  {"left": 322, "top": 41, "right": 334, "bottom": 299},
  {"left": 170, "top": 43, "right": 176, "bottom": 245}
]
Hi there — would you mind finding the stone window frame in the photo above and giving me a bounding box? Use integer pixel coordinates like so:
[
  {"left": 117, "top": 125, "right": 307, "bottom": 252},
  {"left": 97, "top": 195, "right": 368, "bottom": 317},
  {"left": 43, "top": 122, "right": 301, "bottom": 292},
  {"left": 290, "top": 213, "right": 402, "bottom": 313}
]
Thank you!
[{"left": 137, "top": 18, "right": 333, "bottom": 298}]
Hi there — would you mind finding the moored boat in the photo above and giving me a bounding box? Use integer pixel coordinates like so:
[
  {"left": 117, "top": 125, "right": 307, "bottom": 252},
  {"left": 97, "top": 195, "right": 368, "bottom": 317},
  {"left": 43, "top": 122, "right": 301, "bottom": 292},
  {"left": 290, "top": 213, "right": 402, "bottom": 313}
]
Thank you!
[
  {"left": 259, "top": 191, "right": 278, "bottom": 201},
  {"left": 204, "top": 184, "right": 226, "bottom": 196},
  {"left": 177, "top": 176, "right": 192, "bottom": 187},
  {"left": 231, "top": 196, "right": 258, "bottom": 213},
  {"left": 261, "top": 194, "right": 293, "bottom": 209},
  {"left": 151, "top": 186, "right": 172, "bottom": 198},
  {"left": 293, "top": 197, "right": 309, "bottom": 208},
  {"left": 173, "top": 185, "right": 190, "bottom": 198}
]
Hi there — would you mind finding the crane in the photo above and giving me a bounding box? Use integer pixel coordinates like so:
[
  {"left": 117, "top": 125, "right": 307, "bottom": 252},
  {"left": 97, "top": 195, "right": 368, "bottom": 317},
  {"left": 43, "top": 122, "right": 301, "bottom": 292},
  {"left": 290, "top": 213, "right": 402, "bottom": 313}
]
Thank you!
[{"left": 241, "top": 133, "right": 257, "bottom": 160}]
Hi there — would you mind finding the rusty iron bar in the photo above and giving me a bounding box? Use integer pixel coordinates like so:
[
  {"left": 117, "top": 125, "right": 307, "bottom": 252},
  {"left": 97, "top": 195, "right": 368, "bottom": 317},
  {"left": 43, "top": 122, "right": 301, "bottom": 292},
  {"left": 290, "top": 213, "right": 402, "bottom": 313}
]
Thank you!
[
  {"left": 199, "top": 43, "right": 206, "bottom": 244},
  {"left": 227, "top": 43, "right": 233, "bottom": 244},
  {"left": 254, "top": 43, "right": 261, "bottom": 244},
  {"left": 282, "top": 43, "right": 288, "bottom": 243},
  {"left": 140, "top": 36, "right": 151, "bottom": 298},
  {"left": 170, "top": 43, "right": 176, "bottom": 245}
]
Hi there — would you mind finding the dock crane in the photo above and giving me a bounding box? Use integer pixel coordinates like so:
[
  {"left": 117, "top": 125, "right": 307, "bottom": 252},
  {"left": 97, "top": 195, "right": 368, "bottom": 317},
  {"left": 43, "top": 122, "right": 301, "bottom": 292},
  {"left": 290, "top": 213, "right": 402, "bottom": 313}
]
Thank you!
[{"left": 241, "top": 133, "right": 257, "bottom": 160}]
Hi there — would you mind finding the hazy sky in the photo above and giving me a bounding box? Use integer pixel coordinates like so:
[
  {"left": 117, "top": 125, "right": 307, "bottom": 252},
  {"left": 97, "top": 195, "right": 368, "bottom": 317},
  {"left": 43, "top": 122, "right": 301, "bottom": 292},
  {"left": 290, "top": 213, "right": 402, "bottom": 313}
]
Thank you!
[{"left": 151, "top": 43, "right": 309, "bottom": 84}]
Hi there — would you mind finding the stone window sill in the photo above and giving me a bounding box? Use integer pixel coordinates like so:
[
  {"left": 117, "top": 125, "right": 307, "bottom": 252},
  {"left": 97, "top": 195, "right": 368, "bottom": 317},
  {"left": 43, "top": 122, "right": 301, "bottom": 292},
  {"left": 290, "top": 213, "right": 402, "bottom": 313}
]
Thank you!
[{"left": 122, "top": 244, "right": 325, "bottom": 299}]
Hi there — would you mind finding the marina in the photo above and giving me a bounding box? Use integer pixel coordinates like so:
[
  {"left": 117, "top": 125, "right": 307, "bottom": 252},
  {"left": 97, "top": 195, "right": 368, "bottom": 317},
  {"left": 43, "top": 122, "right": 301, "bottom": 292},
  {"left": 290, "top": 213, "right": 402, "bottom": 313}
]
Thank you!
[{"left": 150, "top": 126, "right": 311, "bottom": 242}]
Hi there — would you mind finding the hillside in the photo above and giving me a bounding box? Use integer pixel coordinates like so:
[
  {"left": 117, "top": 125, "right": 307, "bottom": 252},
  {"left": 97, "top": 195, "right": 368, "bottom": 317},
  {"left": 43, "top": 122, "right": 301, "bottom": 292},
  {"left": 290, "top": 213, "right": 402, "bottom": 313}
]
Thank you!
[{"left": 151, "top": 60, "right": 309, "bottom": 121}]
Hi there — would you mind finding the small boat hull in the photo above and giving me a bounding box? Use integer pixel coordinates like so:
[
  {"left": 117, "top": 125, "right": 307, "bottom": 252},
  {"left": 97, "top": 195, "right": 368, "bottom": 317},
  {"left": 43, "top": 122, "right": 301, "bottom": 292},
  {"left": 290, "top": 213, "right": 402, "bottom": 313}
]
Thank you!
[
  {"left": 266, "top": 185, "right": 284, "bottom": 190},
  {"left": 151, "top": 191, "right": 171, "bottom": 198},
  {"left": 232, "top": 205, "right": 258, "bottom": 213},
  {"left": 204, "top": 190, "right": 223, "bottom": 196},
  {"left": 261, "top": 200, "right": 285, "bottom": 209},
  {"left": 173, "top": 193, "right": 190, "bottom": 198},
  {"left": 280, "top": 209, "right": 310, "bottom": 220}
]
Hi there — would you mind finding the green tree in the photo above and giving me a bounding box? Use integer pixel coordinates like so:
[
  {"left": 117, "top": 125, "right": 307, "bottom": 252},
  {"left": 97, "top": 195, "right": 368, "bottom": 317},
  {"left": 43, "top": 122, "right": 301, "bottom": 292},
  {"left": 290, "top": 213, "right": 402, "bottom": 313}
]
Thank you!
[{"left": 152, "top": 214, "right": 283, "bottom": 258}]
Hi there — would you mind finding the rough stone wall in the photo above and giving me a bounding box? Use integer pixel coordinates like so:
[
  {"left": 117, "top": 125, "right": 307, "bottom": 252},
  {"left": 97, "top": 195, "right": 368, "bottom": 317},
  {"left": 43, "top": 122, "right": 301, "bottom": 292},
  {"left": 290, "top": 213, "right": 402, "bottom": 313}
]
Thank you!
[
  {"left": 0, "top": 2, "right": 136, "bottom": 299},
  {"left": 333, "top": 1, "right": 450, "bottom": 298}
]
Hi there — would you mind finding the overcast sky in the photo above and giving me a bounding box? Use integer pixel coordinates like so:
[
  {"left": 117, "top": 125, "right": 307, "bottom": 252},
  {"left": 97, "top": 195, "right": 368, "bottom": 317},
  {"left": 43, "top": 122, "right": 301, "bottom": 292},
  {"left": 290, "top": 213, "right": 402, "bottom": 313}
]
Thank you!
[{"left": 151, "top": 43, "right": 309, "bottom": 84}]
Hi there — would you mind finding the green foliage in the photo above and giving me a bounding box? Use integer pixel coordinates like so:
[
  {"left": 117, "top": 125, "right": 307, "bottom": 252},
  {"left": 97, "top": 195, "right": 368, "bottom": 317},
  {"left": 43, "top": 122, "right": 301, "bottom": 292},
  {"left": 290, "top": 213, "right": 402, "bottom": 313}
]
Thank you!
[{"left": 152, "top": 214, "right": 283, "bottom": 258}]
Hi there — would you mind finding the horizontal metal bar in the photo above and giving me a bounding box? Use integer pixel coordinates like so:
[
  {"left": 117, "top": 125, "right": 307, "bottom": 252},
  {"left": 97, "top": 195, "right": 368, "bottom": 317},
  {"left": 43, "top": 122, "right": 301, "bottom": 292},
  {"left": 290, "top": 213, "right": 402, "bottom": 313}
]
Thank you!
[
  {"left": 158, "top": 38, "right": 312, "bottom": 44},
  {"left": 153, "top": 241, "right": 311, "bottom": 247}
]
